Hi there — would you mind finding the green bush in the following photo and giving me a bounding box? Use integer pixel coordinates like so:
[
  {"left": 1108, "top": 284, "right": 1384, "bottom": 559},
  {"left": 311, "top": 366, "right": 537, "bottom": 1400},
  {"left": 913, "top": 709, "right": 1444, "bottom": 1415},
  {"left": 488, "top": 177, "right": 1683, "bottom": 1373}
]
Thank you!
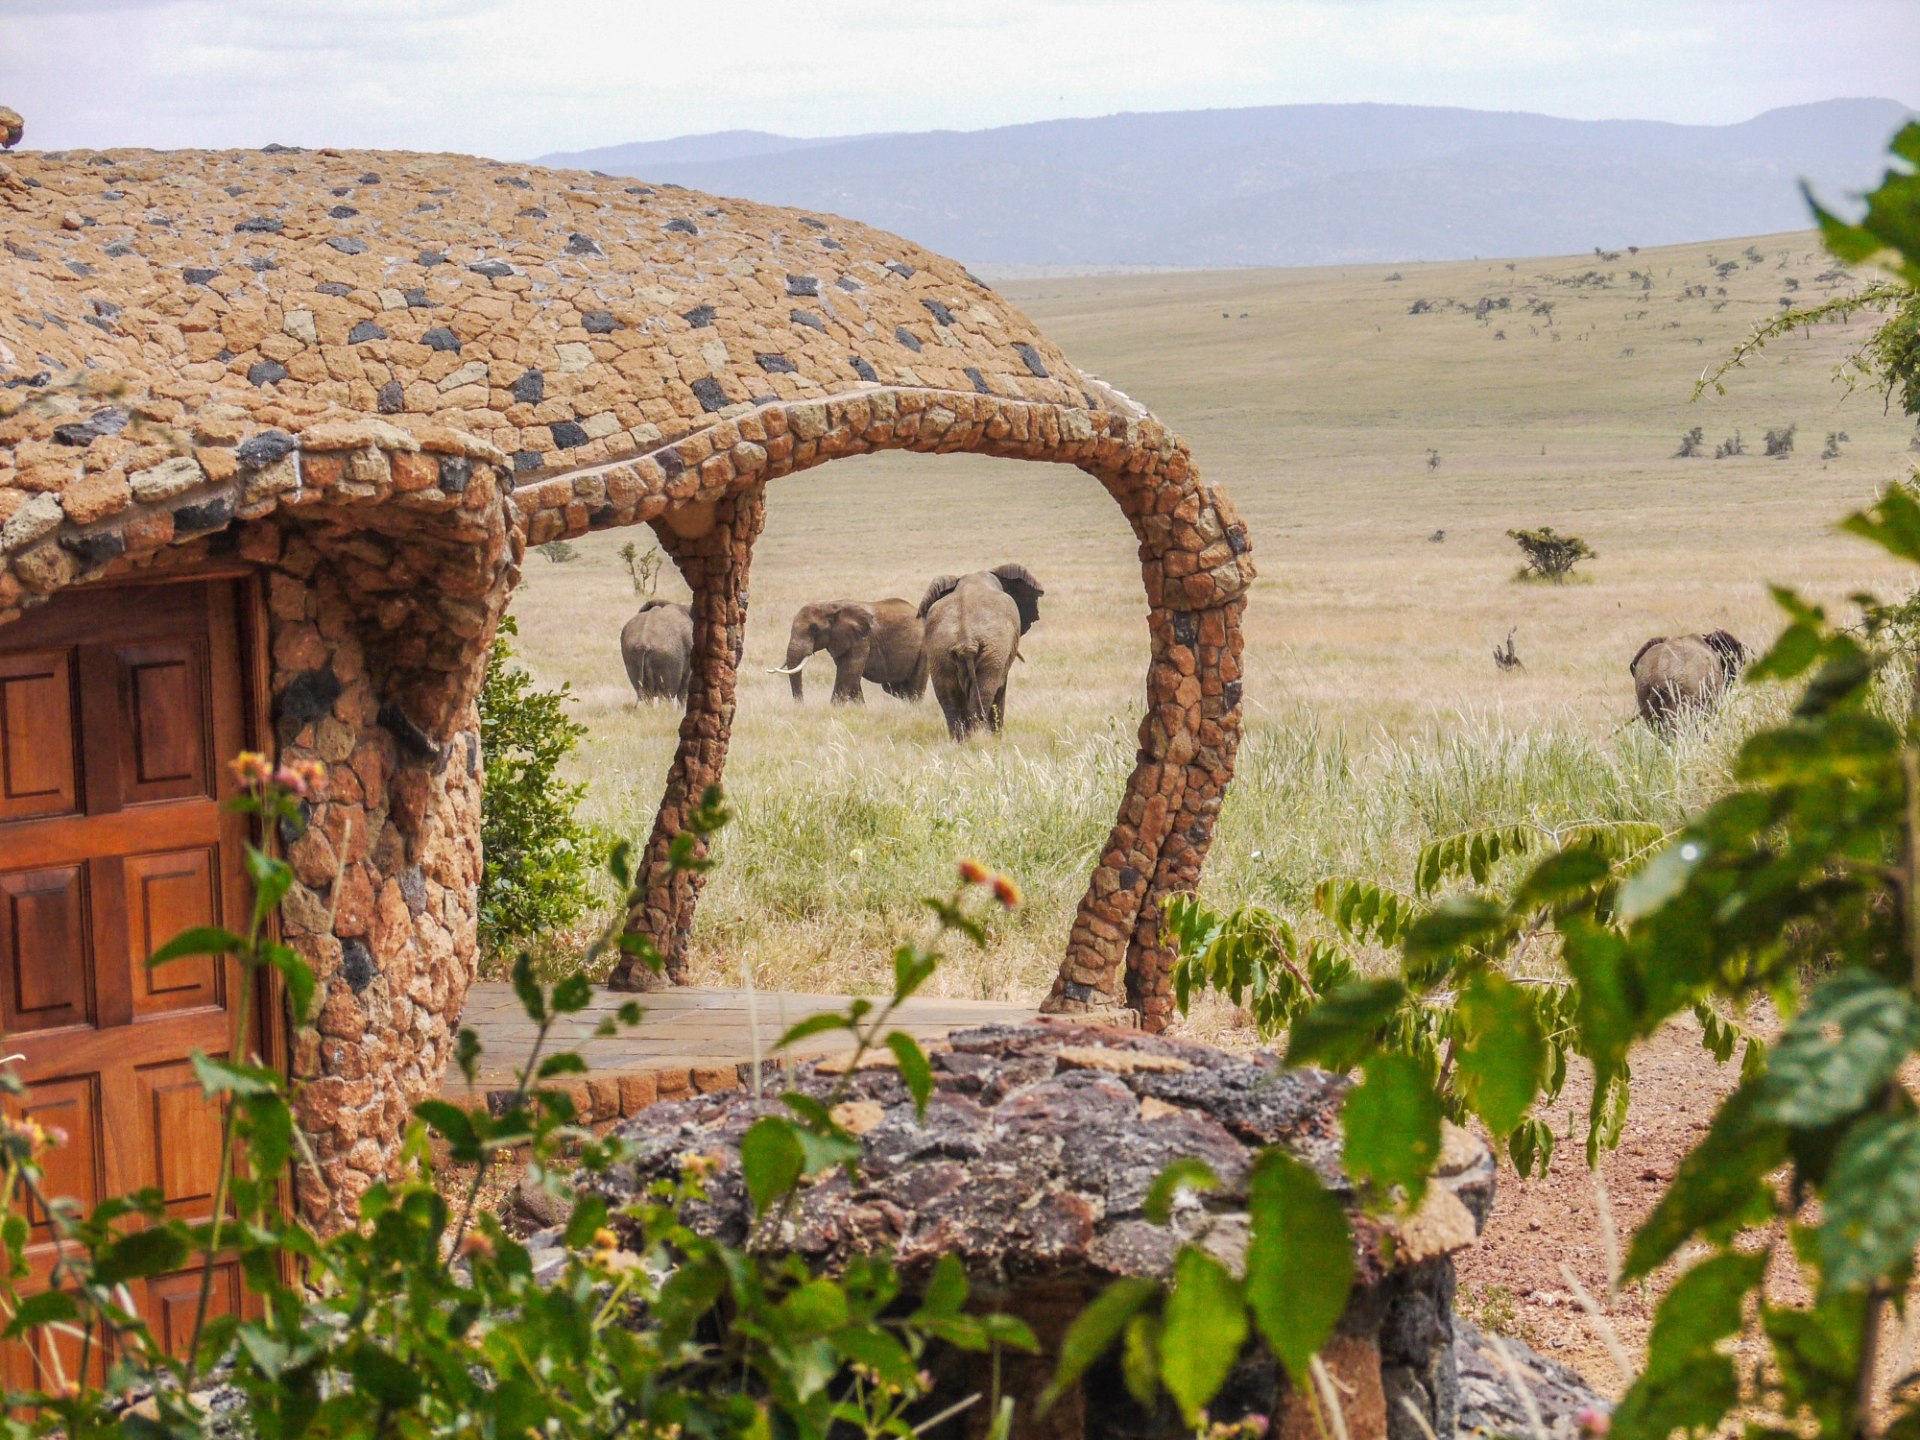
[
  {"left": 477, "top": 614, "right": 600, "bottom": 963},
  {"left": 1506, "top": 524, "right": 1595, "bottom": 581}
]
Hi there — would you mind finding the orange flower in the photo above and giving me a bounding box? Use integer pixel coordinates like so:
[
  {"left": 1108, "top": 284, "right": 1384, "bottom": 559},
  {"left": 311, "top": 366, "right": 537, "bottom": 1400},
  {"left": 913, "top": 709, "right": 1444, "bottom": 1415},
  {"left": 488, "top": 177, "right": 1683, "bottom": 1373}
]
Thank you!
[
  {"left": 991, "top": 875, "right": 1022, "bottom": 909},
  {"left": 457, "top": 1231, "right": 494, "bottom": 1260},
  {"left": 957, "top": 859, "right": 988, "bottom": 886},
  {"left": 229, "top": 751, "right": 272, "bottom": 787}
]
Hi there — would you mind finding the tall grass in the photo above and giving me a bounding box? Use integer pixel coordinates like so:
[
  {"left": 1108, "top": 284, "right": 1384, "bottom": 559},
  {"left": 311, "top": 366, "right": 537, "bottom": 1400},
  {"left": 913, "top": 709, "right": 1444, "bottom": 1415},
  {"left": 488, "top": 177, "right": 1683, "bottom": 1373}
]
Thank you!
[{"left": 553, "top": 686, "right": 1780, "bottom": 1007}]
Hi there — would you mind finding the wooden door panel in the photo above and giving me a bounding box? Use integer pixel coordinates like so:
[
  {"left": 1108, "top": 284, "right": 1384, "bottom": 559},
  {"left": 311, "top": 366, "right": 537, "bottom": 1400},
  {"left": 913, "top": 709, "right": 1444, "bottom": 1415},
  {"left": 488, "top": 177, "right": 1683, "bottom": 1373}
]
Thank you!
[
  {"left": 0, "top": 865, "right": 93, "bottom": 1035},
  {"left": 124, "top": 849, "right": 222, "bottom": 1017},
  {"left": 134, "top": 1058, "right": 227, "bottom": 1219},
  {"left": 8, "top": 1076, "right": 101, "bottom": 1245},
  {"left": 0, "top": 575, "right": 269, "bottom": 1374},
  {"left": 146, "top": 1262, "right": 241, "bottom": 1357},
  {"left": 116, "top": 639, "right": 210, "bottom": 807},
  {"left": 0, "top": 652, "right": 78, "bottom": 823}
]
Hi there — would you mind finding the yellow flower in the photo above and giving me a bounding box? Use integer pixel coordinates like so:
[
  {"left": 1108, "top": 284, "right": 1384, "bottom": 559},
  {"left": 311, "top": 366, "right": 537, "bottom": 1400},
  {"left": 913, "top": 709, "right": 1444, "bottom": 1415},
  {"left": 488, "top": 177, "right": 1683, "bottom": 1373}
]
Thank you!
[{"left": 229, "top": 751, "right": 272, "bottom": 787}]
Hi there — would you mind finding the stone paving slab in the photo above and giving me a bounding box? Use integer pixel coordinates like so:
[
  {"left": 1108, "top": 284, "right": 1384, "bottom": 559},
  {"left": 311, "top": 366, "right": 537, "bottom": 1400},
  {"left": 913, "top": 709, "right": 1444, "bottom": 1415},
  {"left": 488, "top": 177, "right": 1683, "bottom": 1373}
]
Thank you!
[{"left": 440, "top": 984, "right": 1036, "bottom": 1123}]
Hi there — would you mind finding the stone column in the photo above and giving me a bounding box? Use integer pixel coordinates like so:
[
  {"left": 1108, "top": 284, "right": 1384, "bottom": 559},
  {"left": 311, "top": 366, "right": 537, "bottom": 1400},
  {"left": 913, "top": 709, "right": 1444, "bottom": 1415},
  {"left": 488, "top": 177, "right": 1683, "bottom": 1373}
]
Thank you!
[{"left": 609, "top": 483, "right": 767, "bottom": 988}]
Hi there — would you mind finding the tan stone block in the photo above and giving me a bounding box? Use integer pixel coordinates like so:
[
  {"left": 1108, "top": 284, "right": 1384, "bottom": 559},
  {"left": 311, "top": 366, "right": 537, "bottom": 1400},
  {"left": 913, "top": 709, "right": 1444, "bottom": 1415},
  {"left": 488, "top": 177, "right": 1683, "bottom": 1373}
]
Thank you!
[
  {"left": 60, "top": 469, "right": 130, "bottom": 526},
  {"left": 617, "top": 1072, "right": 658, "bottom": 1113}
]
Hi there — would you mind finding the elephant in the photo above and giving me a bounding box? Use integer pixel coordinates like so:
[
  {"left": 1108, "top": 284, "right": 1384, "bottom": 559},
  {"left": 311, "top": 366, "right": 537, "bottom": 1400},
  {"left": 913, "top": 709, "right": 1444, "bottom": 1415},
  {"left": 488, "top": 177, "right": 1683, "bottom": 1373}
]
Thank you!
[
  {"left": 621, "top": 599, "right": 693, "bottom": 703},
  {"left": 917, "top": 564, "right": 1044, "bottom": 740},
  {"left": 1630, "top": 629, "right": 1750, "bottom": 729},
  {"left": 768, "top": 598, "right": 928, "bottom": 703}
]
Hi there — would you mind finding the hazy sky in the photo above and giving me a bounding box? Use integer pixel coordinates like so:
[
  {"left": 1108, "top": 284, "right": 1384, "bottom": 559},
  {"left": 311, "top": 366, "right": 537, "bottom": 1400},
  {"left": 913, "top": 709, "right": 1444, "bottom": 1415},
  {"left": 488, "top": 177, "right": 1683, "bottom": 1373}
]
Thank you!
[{"left": 3, "top": 0, "right": 1914, "bottom": 158}]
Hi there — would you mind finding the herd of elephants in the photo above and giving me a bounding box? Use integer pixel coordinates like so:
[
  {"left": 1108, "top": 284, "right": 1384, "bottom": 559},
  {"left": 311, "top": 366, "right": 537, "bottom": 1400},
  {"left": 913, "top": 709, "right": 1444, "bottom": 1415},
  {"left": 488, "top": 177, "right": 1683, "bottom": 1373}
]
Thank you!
[
  {"left": 620, "top": 554, "right": 1747, "bottom": 736},
  {"left": 620, "top": 563, "right": 1047, "bottom": 739}
]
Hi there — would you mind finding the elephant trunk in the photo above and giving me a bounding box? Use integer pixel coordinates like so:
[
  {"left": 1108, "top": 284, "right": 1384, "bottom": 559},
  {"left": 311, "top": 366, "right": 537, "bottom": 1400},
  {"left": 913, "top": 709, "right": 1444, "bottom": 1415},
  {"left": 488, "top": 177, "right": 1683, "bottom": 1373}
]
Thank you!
[{"left": 772, "top": 629, "right": 816, "bottom": 699}]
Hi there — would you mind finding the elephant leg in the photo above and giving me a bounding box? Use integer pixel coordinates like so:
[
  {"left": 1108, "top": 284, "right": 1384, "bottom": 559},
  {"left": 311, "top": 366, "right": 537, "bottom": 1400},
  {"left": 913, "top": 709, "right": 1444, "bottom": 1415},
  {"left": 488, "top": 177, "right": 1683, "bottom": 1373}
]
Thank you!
[
  {"left": 989, "top": 677, "right": 1009, "bottom": 733},
  {"left": 609, "top": 486, "right": 767, "bottom": 988},
  {"left": 831, "top": 637, "right": 871, "bottom": 705}
]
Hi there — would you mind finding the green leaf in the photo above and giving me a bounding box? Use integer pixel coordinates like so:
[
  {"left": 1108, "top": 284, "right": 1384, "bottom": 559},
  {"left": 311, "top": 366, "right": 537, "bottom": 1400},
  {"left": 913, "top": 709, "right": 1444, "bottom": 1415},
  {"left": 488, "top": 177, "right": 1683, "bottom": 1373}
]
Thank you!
[
  {"left": 1159, "top": 1248, "right": 1247, "bottom": 1424},
  {"left": 454, "top": 1027, "right": 481, "bottom": 1085},
  {"left": 1244, "top": 1149, "right": 1352, "bottom": 1382},
  {"left": 551, "top": 972, "right": 593, "bottom": 1015},
  {"left": 1758, "top": 970, "right": 1920, "bottom": 1128},
  {"left": 1624, "top": 1084, "right": 1786, "bottom": 1280},
  {"left": 884, "top": 1033, "right": 933, "bottom": 1118},
  {"left": 917, "top": 1253, "right": 969, "bottom": 1319},
  {"left": 348, "top": 1344, "right": 424, "bottom": 1409},
  {"left": 562, "top": 1193, "right": 609, "bottom": 1249},
  {"left": 1454, "top": 972, "right": 1546, "bottom": 1136},
  {"left": 147, "top": 926, "right": 245, "bottom": 967},
  {"left": 511, "top": 952, "right": 546, "bottom": 1024},
  {"left": 1402, "top": 897, "right": 1509, "bottom": 968},
  {"left": 536, "top": 1052, "right": 588, "bottom": 1079},
  {"left": 1145, "top": 1158, "right": 1220, "bottom": 1225},
  {"left": 1820, "top": 1112, "right": 1920, "bottom": 1293},
  {"left": 92, "top": 1225, "right": 191, "bottom": 1285},
  {"left": 192, "top": 1051, "right": 279, "bottom": 1097},
  {"left": 740, "top": 1116, "right": 804, "bottom": 1213},
  {"left": 776, "top": 1013, "right": 854, "bottom": 1050},
  {"left": 1341, "top": 1053, "right": 1441, "bottom": 1202},
  {"left": 1286, "top": 977, "right": 1405, "bottom": 1072},
  {"left": 1842, "top": 484, "right": 1920, "bottom": 566},
  {"left": 1038, "top": 1277, "right": 1157, "bottom": 1416},
  {"left": 3, "top": 1289, "right": 78, "bottom": 1337},
  {"left": 1611, "top": 1248, "right": 1766, "bottom": 1440}
]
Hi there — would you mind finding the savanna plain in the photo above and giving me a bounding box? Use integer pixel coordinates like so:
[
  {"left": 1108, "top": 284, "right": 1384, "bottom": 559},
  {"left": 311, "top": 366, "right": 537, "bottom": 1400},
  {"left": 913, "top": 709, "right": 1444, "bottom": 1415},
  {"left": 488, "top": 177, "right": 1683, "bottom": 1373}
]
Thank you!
[
  {"left": 512, "top": 230, "right": 1914, "bottom": 1005},
  {"left": 508, "top": 233, "right": 1920, "bottom": 1381}
]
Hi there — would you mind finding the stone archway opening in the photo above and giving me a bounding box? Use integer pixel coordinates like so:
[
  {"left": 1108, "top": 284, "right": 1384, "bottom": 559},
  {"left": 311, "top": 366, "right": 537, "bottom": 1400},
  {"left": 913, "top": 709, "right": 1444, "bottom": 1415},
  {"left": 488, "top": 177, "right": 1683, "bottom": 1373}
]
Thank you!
[{"left": 515, "top": 387, "right": 1251, "bottom": 1031}]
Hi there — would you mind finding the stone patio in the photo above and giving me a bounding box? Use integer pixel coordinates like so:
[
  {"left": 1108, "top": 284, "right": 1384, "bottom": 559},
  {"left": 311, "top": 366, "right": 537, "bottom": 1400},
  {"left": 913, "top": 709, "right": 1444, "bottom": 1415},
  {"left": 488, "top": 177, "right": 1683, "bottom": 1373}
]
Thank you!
[{"left": 440, "top": 984, "right": 1035, "bottom": 1125}]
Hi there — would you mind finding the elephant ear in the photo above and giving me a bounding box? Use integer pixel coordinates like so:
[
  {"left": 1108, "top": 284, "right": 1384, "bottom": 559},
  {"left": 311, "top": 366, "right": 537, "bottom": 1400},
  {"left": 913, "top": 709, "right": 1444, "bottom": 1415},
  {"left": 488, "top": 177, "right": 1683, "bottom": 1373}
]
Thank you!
[
  {"left": 834, "top": 602, "right": 877, "bottom": 641},
  {"left": 917, "top": 575, "right": 960, "bottom": 620},
  {"left": 991, "top": 563, "right": 1045, "bottom": 633},
  {"left": 1701, "top": 629, "right": 1749, "bottom": 678},
  {"left": 1628, "top": 636, "right": 1665, "bottom": 675}
]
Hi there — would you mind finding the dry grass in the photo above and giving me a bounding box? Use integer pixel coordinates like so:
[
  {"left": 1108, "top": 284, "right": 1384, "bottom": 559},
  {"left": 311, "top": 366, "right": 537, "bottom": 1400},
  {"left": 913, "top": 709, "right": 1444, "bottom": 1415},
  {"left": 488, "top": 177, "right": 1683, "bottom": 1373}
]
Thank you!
[{"left": 505, "top": 229, "right": 1917, "bottom": 1002}]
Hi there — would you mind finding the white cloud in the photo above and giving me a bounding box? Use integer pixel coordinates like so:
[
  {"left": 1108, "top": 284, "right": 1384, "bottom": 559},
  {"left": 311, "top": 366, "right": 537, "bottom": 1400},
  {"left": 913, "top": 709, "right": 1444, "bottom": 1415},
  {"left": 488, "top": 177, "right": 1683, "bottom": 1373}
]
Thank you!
[{"left": 0, "top": 0, "right": 1911, "bottom": 157}]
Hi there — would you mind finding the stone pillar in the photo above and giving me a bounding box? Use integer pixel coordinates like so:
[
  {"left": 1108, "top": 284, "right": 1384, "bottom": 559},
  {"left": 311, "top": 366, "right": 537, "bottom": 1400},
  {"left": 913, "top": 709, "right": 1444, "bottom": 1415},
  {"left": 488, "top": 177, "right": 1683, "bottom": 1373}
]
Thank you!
[{"left": 609, "top": 483, "right": 767, "bottom": 987}]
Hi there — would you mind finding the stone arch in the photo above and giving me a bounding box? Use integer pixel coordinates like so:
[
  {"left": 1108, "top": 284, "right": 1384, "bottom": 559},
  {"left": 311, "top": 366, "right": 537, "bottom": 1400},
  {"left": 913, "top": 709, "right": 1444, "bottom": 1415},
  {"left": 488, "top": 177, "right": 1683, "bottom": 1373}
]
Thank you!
[{"left": 516, "top": 385, "right": 1251, "bottom": 1030}]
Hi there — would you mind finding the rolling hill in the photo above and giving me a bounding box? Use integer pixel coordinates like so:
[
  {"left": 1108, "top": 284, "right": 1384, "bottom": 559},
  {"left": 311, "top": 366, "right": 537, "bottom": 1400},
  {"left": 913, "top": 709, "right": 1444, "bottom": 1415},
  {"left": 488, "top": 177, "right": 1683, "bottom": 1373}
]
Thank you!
[{"left": 536, "top": 97, "right": 1914, "bottom": 269}]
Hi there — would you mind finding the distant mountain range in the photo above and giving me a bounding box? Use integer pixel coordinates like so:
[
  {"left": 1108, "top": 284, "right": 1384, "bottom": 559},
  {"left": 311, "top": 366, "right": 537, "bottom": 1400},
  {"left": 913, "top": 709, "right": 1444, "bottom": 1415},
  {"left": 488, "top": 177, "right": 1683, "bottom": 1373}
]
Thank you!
[{"left": 536, "top": 98, "right": 1914, "bottom": 269}]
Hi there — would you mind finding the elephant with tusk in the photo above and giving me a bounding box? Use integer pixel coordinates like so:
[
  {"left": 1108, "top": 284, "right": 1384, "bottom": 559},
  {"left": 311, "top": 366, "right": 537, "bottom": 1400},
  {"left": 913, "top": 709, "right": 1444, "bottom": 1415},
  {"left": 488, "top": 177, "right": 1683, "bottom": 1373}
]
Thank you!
[
  {"left": 917, "top": 564, "right": 1044, "bottom": 740},
  {"left": 1631, "top": 629, "right": 1750, "bottom": 730},
  {"left": 770, "top": 597, "right": 927, "bottom": 703},
  {"left": 621, "top": 599, "right": 694, "bottom": 704}
]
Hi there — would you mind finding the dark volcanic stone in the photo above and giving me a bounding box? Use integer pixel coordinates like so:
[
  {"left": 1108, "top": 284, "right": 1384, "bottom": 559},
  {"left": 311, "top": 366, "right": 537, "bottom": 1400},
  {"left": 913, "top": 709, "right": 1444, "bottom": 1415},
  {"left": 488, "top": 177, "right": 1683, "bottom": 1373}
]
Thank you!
[
  {"left": 886, "top": 261, "right": 915, "bottom": 278},
  {"left": 850, "top": 355, "right": 877, "bottom": 382},
  {"left": 664, "top": 218, "right": 698, "bottom": 235},
  {"left": 340, "top": 938, "right": 379, "bottom": 994},
  {"left": 328, "top": 205, "right": 358, "bottom": 219},
  {"left": 755, "top": 353, "right": 796, "bottom": 374},
  {"left": 416, "top": 250, "right": 447, "bottom": 266},
  {"left": 964, "top": 367, "right": 992, "bottom": 395},
  {"left": 566, "top": 232, "right": 603, "bottom": 256},
  {"left": 376, "top": 380, "right": 403, "bottom": 414},
  {"left": 922, "top": 299, "right": 954, "bottom": 326},
  {"left": 421, "top": 327, "right": 461, "bottom": 352},
  {"left": 581, "top": 310, "right": 619, "bottom": 333},
  {"left": 172, "top": 496, "right": 233, "bottom": 536},
  {"left": 59, "top": 528, "right": 125, "bottom": 569},
  {"left": 690, "top": 377, "right": 730, "bottom": 412},
  {"left": 549, "top": 420, "right": 589, "bottom": 450},
  {"left": 183, "top": 267, "right": 218, "bottom": 286},
  {"left": 347, "top": 320, "right": 387, "bottom": 344},
  {"left": 893, "top": 326, "right": 922, "bottom": 352},
  {"left": 785, "top": 274, "right": 818, "bottom": 297},
  {"left": 511, "top": 369, "right": 544, "bottom": 405},
  {"left": 682, "top": 305, "right": 715, "bottom": 329},
  {"left": 439, "top": 457, "right": 472, "bottom": 495},
  {"left": 1013, "top": 342, "right": 1049, "bottom": 378},
  {"left": 278, "top": 666, "right": 342, "bottom": 725},
  {"left": 315, "top": 281, "right": 352, "bottom": 297},
  {"left": 236, "top": 429, "right": 296, "bottom": 469},
  {"left": 234, "top": 216, "right": 283, "bottom": 234},
  {"left": 790, "top": 309, "right": 826, "bottom": 332},
  {"left": 52, "top": 407, "right": 128, "bottom": 446},
  {"left": 246, "top": 359, "right": 288, "bottom": 387},
  {"left": 466, "top": 259, "right": 513, "bottom": 278}
]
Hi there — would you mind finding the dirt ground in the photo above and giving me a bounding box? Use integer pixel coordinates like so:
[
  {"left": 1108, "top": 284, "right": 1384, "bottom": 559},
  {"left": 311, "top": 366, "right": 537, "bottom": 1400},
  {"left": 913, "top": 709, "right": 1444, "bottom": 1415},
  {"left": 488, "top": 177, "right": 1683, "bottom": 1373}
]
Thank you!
[{"left": 1447, "top": 1011, "right": 1748, "bottom": 1396}]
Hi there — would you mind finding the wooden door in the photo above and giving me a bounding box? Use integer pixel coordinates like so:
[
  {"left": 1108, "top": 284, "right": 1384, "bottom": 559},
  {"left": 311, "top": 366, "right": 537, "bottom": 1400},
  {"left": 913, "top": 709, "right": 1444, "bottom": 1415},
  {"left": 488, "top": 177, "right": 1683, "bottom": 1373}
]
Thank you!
[{"left": 0, "top": 577, "right": 262, "bottom": 1389}]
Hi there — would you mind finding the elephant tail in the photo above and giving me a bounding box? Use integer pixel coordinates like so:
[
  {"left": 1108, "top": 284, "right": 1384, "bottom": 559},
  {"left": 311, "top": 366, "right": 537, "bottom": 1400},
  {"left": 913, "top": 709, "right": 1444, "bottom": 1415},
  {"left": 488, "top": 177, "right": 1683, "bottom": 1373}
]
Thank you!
[{"left": 955, "top": 639, "right": 989, "bottom": 727}]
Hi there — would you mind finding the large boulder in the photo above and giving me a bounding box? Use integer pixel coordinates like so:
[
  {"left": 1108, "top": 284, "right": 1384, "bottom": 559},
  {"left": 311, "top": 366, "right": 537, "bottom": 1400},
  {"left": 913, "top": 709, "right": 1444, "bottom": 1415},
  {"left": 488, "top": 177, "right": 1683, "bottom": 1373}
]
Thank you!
[{"left": 590, "top": 1021, "right": 1499, "bottom": 1439}]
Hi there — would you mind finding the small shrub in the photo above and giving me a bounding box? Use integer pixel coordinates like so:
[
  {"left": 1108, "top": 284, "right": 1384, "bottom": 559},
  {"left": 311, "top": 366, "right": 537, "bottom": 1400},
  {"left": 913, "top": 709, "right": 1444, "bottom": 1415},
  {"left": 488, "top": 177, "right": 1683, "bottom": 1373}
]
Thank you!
[
  {"left": 1408, "top": 297, "right": 1432, "bottom": 315},
  {"left": 1715, "top": 429, "right": 1747, "bottom": 458},
  {"left": 618, "top": 539, "right": 664, "bottom": 596},
  {"left": 1676, "top": 426, "right": 1706, "bottom": 458},
  {"left": 1507, "top": 525, "right": 1595, "bottom": 582},
  {"left": 1822, "top": 430, "right": 1848, "bottom": 459},
  {"left": 1425, "top": 447, "right": 1441, "bottom": 472},
  {"left": 536, "top": 539, "right": 578, "bottom": 563},
  {"left": 478, "top": 614, "right": 600, "bottom": 962},
  {"left": 1763, "top": 422, "right": 1797, "bottom": 458}
]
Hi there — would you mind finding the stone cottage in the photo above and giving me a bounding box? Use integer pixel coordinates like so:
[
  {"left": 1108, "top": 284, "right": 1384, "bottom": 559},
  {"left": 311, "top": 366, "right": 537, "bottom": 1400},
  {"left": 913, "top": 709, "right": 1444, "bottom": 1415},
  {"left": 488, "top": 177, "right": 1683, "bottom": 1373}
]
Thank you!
[{"left": 0, "top": 122, "right": 1254, "bottom": 1250}]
